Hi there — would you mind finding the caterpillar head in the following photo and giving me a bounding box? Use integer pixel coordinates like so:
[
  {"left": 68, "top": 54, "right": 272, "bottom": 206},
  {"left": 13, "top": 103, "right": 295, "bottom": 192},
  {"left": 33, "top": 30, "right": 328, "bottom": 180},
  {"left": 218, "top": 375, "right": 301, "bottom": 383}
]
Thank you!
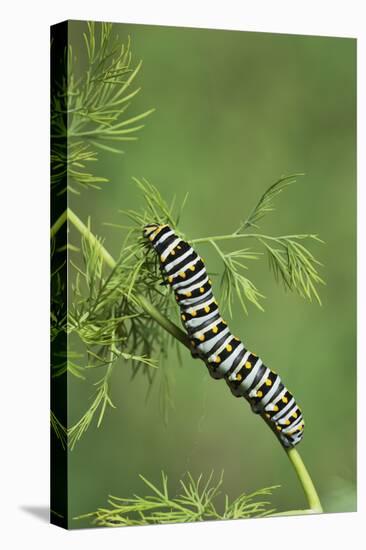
[
  {"left": 143, "top": 223, "right": 169, "bottom": 243},
  {"left": 143, "top": 223, "right": 160, "bottom": 239}
]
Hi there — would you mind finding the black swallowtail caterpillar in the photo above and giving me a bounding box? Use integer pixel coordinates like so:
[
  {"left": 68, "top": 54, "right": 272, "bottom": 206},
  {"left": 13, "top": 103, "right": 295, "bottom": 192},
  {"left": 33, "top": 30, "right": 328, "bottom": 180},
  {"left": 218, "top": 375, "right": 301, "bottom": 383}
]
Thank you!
[{"left": 144, "top": 223, "right": 304, "bottom": 448}]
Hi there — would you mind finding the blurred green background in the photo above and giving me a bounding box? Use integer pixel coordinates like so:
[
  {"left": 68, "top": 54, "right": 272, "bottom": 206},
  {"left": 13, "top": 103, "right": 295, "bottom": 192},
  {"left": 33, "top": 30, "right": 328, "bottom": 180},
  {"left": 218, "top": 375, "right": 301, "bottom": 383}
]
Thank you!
[{"left": 66, "top": 21, "right": 356, "bottom": 524}]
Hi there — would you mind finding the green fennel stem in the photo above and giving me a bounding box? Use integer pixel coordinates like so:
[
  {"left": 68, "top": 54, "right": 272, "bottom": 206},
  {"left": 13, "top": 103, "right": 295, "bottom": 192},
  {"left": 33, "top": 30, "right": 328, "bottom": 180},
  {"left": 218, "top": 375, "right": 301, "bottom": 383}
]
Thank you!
[
  {"left": 52, "top": 207, "right": 323, "bottom": 513},
  {"left": 286, "top": 448, "right": 323, "bottom": 512},
  {"left": 50, "top": 209, "right": 67, "bottom": 239},
  {"left": 67, "top": 209, "right": 190, "bottom": 348},
  {"left": 190, "top": 233, "right": 319, "bottom": 245}
]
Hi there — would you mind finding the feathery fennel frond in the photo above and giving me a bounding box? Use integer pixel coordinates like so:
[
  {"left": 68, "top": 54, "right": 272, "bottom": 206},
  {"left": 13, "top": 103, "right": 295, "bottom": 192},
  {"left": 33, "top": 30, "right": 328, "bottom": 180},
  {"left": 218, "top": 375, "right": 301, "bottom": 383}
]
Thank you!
[
  {"left": 236, "top": 173, "right": 303, "bottom": 232},
  {"left": 197, "top": 230, "right": 323, "bottom": 316},
  {"left": 51, "top": 238, "right": 67, "bottom": 342},
  {"left": 51, "top": 142, "right": 109, "bottom": 195},
  {"left": 259, "top": 234, "right": 325, "bottom": 304},
  {"left": 221, "top": 485, "right": 278, "bottom": 519},
  {"left": 74, "top": 471, "right": 278, "bottom": 526},
  {"left": 50, "top": 411, "right": 67, "bottom": 450},
  {"left": 68, "top": 372, "right": 116, "bottom": 450},
  {"left": 120, "top": 177, "right": 184, "bottom": 234},
  {"left": 60, "top": 178, "right": 191, "bottom": 449},
  {"left": 189, "top": 175, "right": 324, "bottom": 315},
  {"left": 51, "top": 350, "right": 86, "bottom": 380},
  {"left": 51, "top": 21, "right": 154, "bottom": 194},
  {"left": 210, "top": 241, "right": 265, "bottom": 315},
  {"left": 66, "top": 225, "right": 164, "bottom": 447}
]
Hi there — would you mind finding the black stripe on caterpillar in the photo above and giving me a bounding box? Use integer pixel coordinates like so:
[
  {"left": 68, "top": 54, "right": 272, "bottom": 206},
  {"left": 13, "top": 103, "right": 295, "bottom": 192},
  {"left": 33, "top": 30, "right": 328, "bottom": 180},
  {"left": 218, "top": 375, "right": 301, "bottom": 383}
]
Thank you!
[{"left": 143, "top": 223, "right": 304, "bottom": 448}]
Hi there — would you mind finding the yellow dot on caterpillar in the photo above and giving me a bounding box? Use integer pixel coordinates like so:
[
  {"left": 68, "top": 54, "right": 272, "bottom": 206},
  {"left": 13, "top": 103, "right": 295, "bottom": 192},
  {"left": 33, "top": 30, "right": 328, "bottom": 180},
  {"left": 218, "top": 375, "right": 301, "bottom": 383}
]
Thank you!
[
  {"left": 257, "top": 390, "right": 263, "bottom": 398},
  {"left": 191, "top": 310, "right": 197, "bottom": 317},
  {"left": 245, "top": 361, "right": 252, "bottom": 369},
  {"left": 276, "top": 426, "right": 282, "bottom": 431},
  {"left": 199, "top": 334, "right": 205, "bottom": 342},
  {"left": 168, "top": 276, "right": 173, "bottom": 283},
  {"left": 204, "top": 306, "right": 210, "bottom": 313},
  {"left": 265, "top": 379, "right": 272, "bottom": 386},
  {"left": 208, "top": 279, "right": 212, "bottom": 285},
  {"left": 200, "top": 287, "right": 205, "bottom": 293},
  {"left": 215, "top": 356, "right": 221, "bottom": 363},
  {"left": 160, "top": 255, "right": 165, "bottom": 262},
  {"left": 181, "top": 314, "right": 186, "bottom": 321},
  {"left": 189, "top": 265, "right": 195, "bottom": 271},
  {"left": 236, "top": 373, "right": 242, "bottom": 381},
  {"left": 252, "top": 352, "right": 257, "bottom": 357},
  {"left": 185, "top": 291, "right": 192, "bottom": 297},
  {"left": 212, "top": 326, "right": 218, "bottom": 334},
  {"left": 293, "top": 412, "right": 298, "bottom": 419},
  {"left": 234, "top": 337, "right": 240, "bottom": 341},
  {"left": 273, "top": 405, "right": 279, "bottom": 412},
  {"left": 282, "top": 396, "right": 288, "bottom": 404},
  {"left": 284, "top": 419, "right": 291, "bottom": 425},
  {"left": 179, "top": 271, "right": 186, "bottom": 278},
  {"left": 226, "top": 344, "right": 232, "bottom": 352},
  {"left": 149, "top": 235, "right": 154, "bottom": 241},
  {"left": 177, "top": 245, "right": 181, "bottom": 250},
  {"left": 265, "top": 413, "right": 270, "bottom": 419},
  {"left": 171, "top": 250, "right": 175, "bottom": 256}
]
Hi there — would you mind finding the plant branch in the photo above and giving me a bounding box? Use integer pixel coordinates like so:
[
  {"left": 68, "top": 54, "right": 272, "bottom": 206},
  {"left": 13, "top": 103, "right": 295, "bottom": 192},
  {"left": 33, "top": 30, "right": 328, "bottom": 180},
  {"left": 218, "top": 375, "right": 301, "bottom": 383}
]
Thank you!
[
  {"left": 51, "top": 210, "right": 68, "bottom": 239},
  {"left": 51, "top": 207, "right": 323, "bottom": 514},
  {"left": 68, "top": 208, "right": 116, "bottom": 269},
  {"left": 74, "top": 471, "right": 278, "bottom": 525},
  {"left": 67, "top": 208, "right": 190, "bottom": 347},
  {"left": 191, "top": 233, "right": 321, "bottom": 245},
  {"left": 285, "top": 448, "right": 323, "bottom": 513},
  {"left": 192, "top": 231, "right": 324, "bottom": 306}
]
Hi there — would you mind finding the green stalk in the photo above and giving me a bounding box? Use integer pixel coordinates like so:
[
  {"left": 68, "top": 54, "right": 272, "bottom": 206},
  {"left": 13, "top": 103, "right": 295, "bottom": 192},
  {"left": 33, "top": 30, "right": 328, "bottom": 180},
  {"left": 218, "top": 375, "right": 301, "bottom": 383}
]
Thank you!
[
  {"left": 67, "top": 208, "right": 116, "bottom": 269},
  {"left": 51, "top": 209, "right": 67, "bottom": 239},
  {"left": 66, "top": 208, "right": 190, "bottom": 348},
  {"left": 190, "top": 233, "right": 318, "bottom": 245},
  {"left": 285, "top": 448, "right": 323, "bottom": 513},
  {"left": 137, "top": 294, "right": 190, "bottom": 348},
  {"left": 51, "top": 207, "right": 323, "bottom": 513}
]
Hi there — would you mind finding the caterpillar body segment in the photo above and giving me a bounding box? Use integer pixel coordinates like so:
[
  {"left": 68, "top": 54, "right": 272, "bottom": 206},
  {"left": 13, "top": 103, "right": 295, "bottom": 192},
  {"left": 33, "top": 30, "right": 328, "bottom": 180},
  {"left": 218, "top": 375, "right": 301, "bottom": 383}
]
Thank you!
[{"left": 144, "top": 223, "right": 304, "bottom": 448}]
